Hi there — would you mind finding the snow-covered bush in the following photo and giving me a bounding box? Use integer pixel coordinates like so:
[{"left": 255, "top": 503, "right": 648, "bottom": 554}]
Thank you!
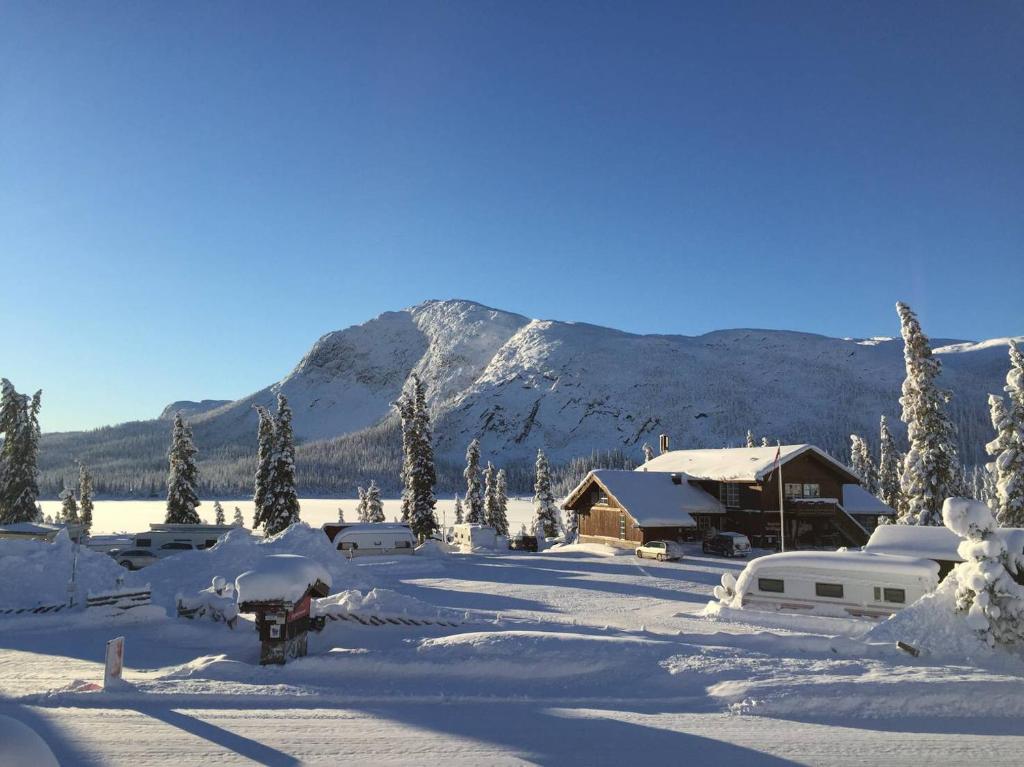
[{"left": 942, "top": 497, "right": 1024, "bottom": 647}]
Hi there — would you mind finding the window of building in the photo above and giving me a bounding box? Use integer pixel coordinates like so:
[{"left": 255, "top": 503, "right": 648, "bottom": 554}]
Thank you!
[
  {"left": 619, "top": 513, "right": 626, "bottom": 539},
  {"left": 784, "top": 483, "right": 803, "bottom": 498},
  {"left": 591, "top": 486, "right": 610, "bottom": 505},
  {"left": 718, "top": 483, "right": 741, "bottom": 507},
  {"left": 802, "top": 484, "right": 821, "bottom": 499},
  {"left": 758, "top": 578, "right": 785, "bottom": 593},
  {"left": 815, "top": 582, "right": 843, "bottom": 598}
]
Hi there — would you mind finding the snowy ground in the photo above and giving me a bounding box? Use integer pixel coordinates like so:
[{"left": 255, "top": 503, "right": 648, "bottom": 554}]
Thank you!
[
  {"left": 3, "top": 535, "right": 1024, "bottom": 765},
  {"left": 37, "top": 497, "right": 541, "bottom": 536}
]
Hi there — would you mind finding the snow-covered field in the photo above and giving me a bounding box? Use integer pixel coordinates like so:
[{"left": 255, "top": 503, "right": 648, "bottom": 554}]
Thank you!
[
  {"left": 37, "top": 497, "right": 541, "bottom": 536},
  {"left": 3, "top": 528, "right": 1024, "bottom": 765}
]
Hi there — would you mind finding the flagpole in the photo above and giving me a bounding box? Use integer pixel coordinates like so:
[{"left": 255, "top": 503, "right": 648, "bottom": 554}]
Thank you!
[{"left": 777, "top": 442, "right": 786, "bottom": 552}]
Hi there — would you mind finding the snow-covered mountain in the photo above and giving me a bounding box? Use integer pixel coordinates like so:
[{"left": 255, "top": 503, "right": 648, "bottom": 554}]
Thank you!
[{"left": 39, "top": 299, "right": 1018, "bottom": 494}]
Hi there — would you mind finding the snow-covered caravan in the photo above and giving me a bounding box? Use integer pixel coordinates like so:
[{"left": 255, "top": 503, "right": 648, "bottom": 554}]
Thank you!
[
  {"left": 733, "top": 550, "right": 939, "bottom": 619},
  {"left": 134, "top": 523, "right": 237, "bottom": 553},
  {"left": 449, "top": 524, "right": 498, "bottom": 550},
  {"left": 321, "top": 523, "right": 416, "bottom": 557}
]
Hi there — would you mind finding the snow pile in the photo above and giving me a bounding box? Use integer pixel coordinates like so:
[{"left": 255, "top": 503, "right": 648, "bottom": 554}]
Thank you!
[
  {"left": 128, "top": 523, "right": 363, "bottom": 610},
  {"left": 236, "top": 554, "right": 331, "bottom": 604},
  {"left": 176, "top": 576, "right": 239, "bottom": 624},
  {"left": 414, "top": 539, "right": 450, "bottom": 556},
  {"left": 0, "top": 530, "right": 125, "bottom": 608},
  {"left": 314, "top": 587, "right": 461, "bottom": 622},
  {"left": 541, "top": 542, "right": 628, "bottom": 557},
  {"left": 0, "top": 715, "right": 59, "bottom": 767}
]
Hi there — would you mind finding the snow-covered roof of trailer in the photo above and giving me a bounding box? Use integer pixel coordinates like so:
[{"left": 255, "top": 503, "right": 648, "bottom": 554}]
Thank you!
[
  {"left": 565, "top": 470, "right": 724, "bottom": 527},
  {"left": 740, "top": 549, "right": 940, "bottom": 580},
  {"left": 637, "top": 444, "right": 856, "bottom": 482},
  {"left": 863, "top": 525, "right": 964, "bottom": 562},
  {"left": 841, "top": 485, "right": 896, "bottom": 515}
]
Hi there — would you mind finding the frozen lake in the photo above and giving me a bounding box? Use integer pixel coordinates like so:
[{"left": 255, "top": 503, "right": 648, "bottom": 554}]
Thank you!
[{"left": 38, "top": 497, "right": 542, "bottom": 536}]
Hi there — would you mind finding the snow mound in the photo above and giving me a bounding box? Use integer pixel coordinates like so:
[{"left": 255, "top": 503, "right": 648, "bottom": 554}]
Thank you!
[
  {"left": 540, "top": 542, "right": 628, "bottom": 558},
  {"left": 0, "top": 530, "right": 125, "bottom": 608},
  {"left": 866, "top": 576, "right": 993, "bottom": 661},
  {"left": 236, "top": 555, "right": 331, "bottom": 604},
  {"left": 0, "top": 715, "right": 59, "bottom": 767},
  {"left": 414, "top": 539, "right": 451, "bottom": 557},
  {"left": 315, "top": 587, "right": 461, "bottom": 622}
]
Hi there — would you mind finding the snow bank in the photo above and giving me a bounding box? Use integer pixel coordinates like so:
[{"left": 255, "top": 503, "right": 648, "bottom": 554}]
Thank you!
[
  {"left": 0, "top": 530, "right": 125, "bottom": 608},
  {"left": 236, "top": 555, "right": 332, "bottom": 604},
  {"left": 0, "top": 715, "right": 59, "bottom": 767},
  {"left": 540, "top": 542, "right": 628, "bottom": 558},
  {"left": 414, "top": 539, "right": 451, "bottom": 557},
  {"left": 314, "top": 587, "right": 462, "bottom": 622}
]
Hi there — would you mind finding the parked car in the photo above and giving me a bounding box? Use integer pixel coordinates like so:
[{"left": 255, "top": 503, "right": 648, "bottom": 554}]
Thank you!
[
  {"left": 109, "top": 549, "right": 159, "bottom": 570},
  {"left": 509, "top": 534, "right": 538, "bottom": 552},
  {"left": 635, "top": 540, "right": 681, "bottom": 561},
  {"left": 703, "top": 532, "right": 751, "bottom": 558}
]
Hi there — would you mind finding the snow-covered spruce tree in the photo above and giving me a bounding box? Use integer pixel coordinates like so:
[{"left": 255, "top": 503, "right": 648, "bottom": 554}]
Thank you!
[
  {"left": 642, "top": 443, "right": 655, "bottom": 462},
  {"left": 0, "top": 382, "right": 42, "bottom": 524},
  {"left": 988, "top": 342, "right": 1024, "bottom": 527},
  {"left": 365, "top": 480, "right": 384, "bottom": 523},
  {"left": 463, "top": 438, "right": 484, "bottom": 524},
  {"left": 251, "top": 405, "right": 276, "bottom": 532},
  {"left": 59, "top": 487, "right": 79, "bottom": 523},
  {"left": 849, "top": 434, "right": 878, "bottom": 494},
  {"left": 79, "top": 463, "right": 94, "bottom": 534},
  {"left": 483, "top": 462, "right": 498, "bottom": 528},
  {"left": 213, "top": 500, "right": 225, "bottom": 525},
  {"left": 165, "top": 413, "right": 201, "bottom": 524},
  {"left": 266, "top": 394, "right": 301, "bottom": 535},
  {"left": 746, "top": 430, "right": 756, "bottom": 448},
  {"left": 877, "top": 415, "right": 901, "bottom": 511},
  {"left": 943, "top": 497, "right": 1024, "bottom": 647},
  {"left": 494, "top": 468, "right": 509, "bottom": 536},
  {"left": 396, "top": 376, "right": 438, "bottom": 541},
  {"left": 453, "top": 493, "right": 464, "bottom": 524},
  {"left": 896, "top": 302, "right": 958, "bottom": 526},
  {"left": 232, "top": 506, "right": 244, "bottom": 527},
  {"left": 337, "top": 506, "right": 345, "bottom": 523},
  {"left": 356, "top": 486, "right": 368, "bottom": 522},
  {"left": 761, "top": 436, "right": 770, "bottom": 447},
  {"left": 533, "top": 449, "right": 561, "bottom": 538}
]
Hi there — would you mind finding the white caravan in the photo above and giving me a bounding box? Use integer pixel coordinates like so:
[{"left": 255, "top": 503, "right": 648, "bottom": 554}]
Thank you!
[
  {"left": 449, "top": 523, "right": 498, "bottom": 551},
  {"left": 321, "top": 523, "right": 417, "bottom": 557},
  {"left": 732, "top": 550, "right": 940, "bottom": 619},
  {"left": 134, "top": 523, "right": 237, "bottom": 555}
]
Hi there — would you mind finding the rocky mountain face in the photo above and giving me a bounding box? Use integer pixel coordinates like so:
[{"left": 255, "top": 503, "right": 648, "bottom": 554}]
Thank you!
[{"left": 38, "top": 299, "right": 1018, "bottom": 496}]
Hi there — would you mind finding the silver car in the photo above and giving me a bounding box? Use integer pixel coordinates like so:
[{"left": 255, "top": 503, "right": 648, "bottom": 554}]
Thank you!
[
  {"left": 109, "top": 548, "right": 159, "bottom": 570},
  {"left": 635, "top": 540, "right": 682, "bottom": 562}
]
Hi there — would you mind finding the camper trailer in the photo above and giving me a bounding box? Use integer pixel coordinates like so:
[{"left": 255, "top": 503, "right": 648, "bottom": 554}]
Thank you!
[
  {"left": 732, "top": 550, "right": 939, "bottom": 619},
  {"left": 321, "top": 523, "right": 416, "bottom": 557},
  {"left": 449, "top": 523, "right": 498, "bottom": 551},
  {"left": 133, "top": 523, "right": 237, "bottom": 556}
]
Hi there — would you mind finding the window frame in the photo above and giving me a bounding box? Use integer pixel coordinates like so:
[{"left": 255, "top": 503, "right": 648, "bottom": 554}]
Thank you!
[
  {"left": 815, "top": 582, "right": 844, "bottom": 599},
  {"left": 758, "top": 577, "right": 785, "bottom": 593}
]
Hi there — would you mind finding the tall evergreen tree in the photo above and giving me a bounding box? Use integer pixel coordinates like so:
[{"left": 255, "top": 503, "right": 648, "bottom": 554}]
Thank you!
[
  {"left": 463, "top": 438, "right": 484, "bottom": 524},
  {"left": 165, "top": 413, "right": 201, "bottom": 524},
  {"left": 213, "top": 500, "right": 226, "bottom": 525},
  {"left": 398, "top": 391, "right": 416, "bottom": 523},
  {"left": 356, "top": 486, "right": 368, "bottom": 522},
  {"left": 407, "top": 376, "right": 438, "bottom": 540},
  {"left": 533, "top": 449, "right": 561, "bottom": 538},
  {"left": 896, "top": 302, "right": 958, "bottom": 525},
  {"left": 745, "top": 430, "right": 756, "bottom": 448},
  {"left": 59, "top": 487, "right": 79, "bottom": 523},
  {"left": 0, "top": 381, "right": 42, "bottom": 524},
  {"left": 232, "top": 506, "right": 245, "bottom": 527},
  {"left": 877, "top": 415, "right": 901, "bottom": 511},
  {"left": 849, "top": 434, "right": 879, "bottom": 494},
  {"left": 494, "top": 468, "right": 509, "bottom": 536},
  {"left": 252, "top": 405, "right": 275, "bottom": 532},
  {"left": 761, "top": 436, "right": 770, "bottom": 447},
  {"left": 266, "top": 394, "right": 301, "bottom": 535},
  {"left": 483, "top": 462, "right": 499, "bottom": 529},
  {"left": 365, "top": 479, "right": 385, "bottom": 523},
  {"left": 988, "top": 342, "right": 1024, "bottom": 526},
  {"left": 337, "top": 506, "right": 345, "bottom": 523},
  {"left": 79, "top": 463, "right": 94, "bottom": 534},
  {"left": 453, "top": 493, "right": 464, "bottom": 524},
  {"left": 642, "top": 443, "right": 655, "bottom": 462}
]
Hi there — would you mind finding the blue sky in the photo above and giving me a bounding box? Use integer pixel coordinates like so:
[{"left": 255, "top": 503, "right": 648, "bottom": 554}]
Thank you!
[{"left": 1, "top": 2, "right": 1021, "bottom": 432}]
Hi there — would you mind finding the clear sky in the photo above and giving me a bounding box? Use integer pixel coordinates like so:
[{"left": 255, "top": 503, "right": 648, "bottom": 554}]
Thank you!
[{"left": 1, "top": 2, "right": 1021, "bottom": 433}]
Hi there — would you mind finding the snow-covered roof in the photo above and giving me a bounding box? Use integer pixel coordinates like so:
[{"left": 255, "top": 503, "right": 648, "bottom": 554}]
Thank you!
[
  {"left": 324, "top": 523, "right": 413, "bottom": 534},
  {"left": 0, "top": 522, "right": 62, "bottom": 535},
  {"left": 637, "top": 444, "right": 857, "bottom": 483},
  {"left": 235, "top": 554, "right": 332, "bottom": 604},
  {"left": 864, "top": 525, "right": 964, "bottom": 562},
  {"left": 566, "top": 470, "right": 724, "bottom": 527},
  {"left": 841, "top": 485, "right": 896, "bottom": 515},
  {"left": 740, "top": 549, "right": 940, "bottom": 580}
]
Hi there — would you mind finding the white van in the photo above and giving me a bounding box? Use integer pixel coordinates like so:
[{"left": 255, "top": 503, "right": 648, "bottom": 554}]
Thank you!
[
  {"left": 449, "top": 523, "right": 498, "bottom": 551},
  {"left": 321, "top": 523, "right": 416, "bottom": 557},
  {"left": 134, "top": 523, "right": 238, "bottom": 556},
  {"left": 732, "top": 550, "right": 939, "bottom": 619}
]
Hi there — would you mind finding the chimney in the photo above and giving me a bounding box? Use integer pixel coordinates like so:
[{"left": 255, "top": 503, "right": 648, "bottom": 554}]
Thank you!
[{"left": 659, "top": 434, "right": 670, "bottom": 454}]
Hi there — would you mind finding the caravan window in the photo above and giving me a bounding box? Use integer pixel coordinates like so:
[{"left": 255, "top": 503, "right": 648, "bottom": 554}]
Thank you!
[
  {"left": 874, "top": 587, "right": 906, "bottom": 604},
  {"left": 815, "top": 582, "right": 843, "bottom": 598},
  {"left": 395, "top": 540, "right": 412, "bottom": 549},
  {"left": 758, "top": 578, "right": 784, "bottom": 593},
  {"left": 136, "top": 538, "right": 152, "bottom": 548},
  {"left": 338, "top": 541, "right": 359, "bottom": 551}
]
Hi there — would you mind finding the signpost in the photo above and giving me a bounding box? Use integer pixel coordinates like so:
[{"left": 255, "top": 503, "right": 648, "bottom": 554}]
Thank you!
[{"left": 104, "top": 636, "right": 125, "bottom": 689}]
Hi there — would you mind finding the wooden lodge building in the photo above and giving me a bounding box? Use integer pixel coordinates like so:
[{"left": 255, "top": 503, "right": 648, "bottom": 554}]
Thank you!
[{"left": 563, "top": 444, "right": 895, "bottom": 550}]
